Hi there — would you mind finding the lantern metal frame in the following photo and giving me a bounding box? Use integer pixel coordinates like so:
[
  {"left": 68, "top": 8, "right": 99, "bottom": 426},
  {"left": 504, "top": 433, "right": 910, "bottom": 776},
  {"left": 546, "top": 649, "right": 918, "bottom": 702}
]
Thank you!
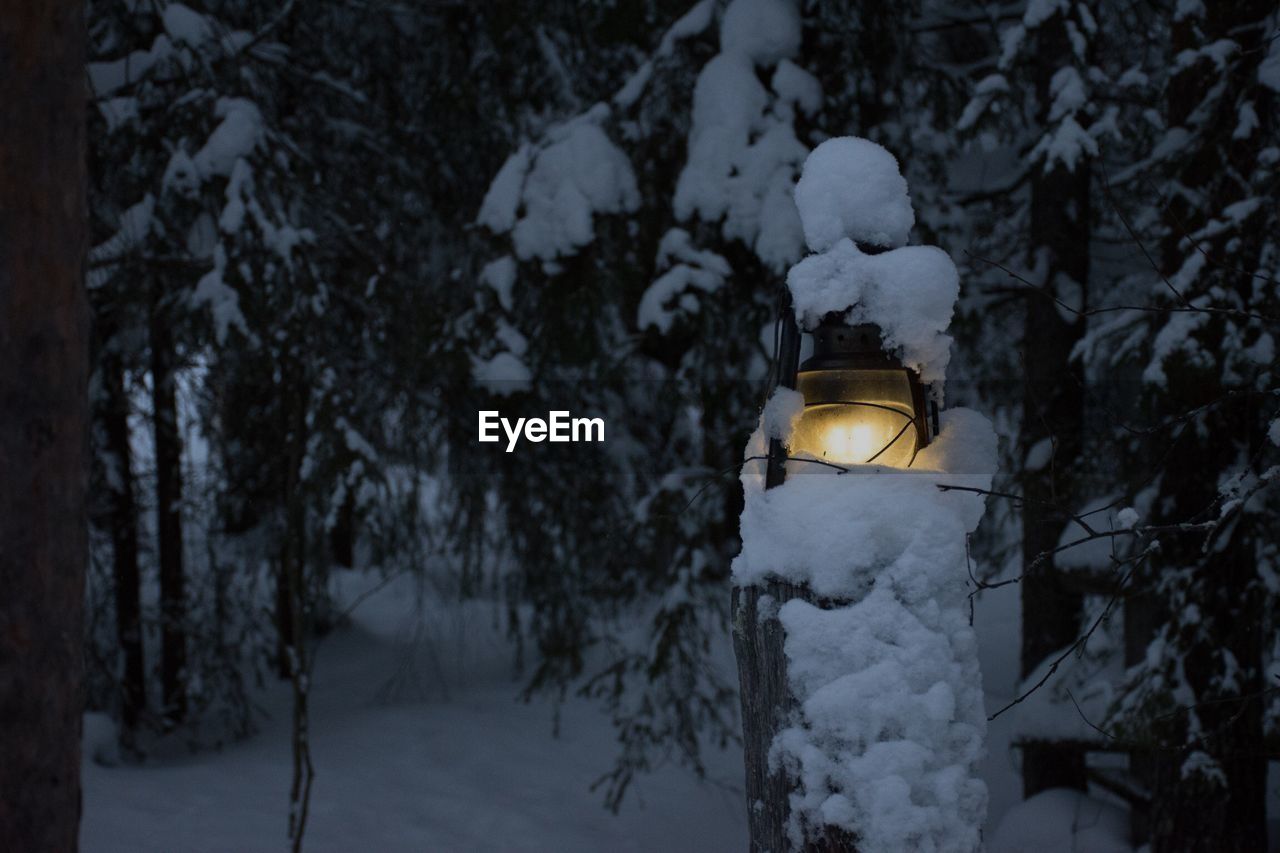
[
  {"left": 765, "top": 302, "right": 935, "bottom": 489},
  {"left": 795, "top": 319, "right": 933, "bottom": 466}
]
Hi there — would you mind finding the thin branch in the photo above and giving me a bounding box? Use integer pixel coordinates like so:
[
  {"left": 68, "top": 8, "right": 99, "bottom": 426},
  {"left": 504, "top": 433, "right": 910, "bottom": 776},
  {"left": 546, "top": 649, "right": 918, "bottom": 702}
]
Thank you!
[
  {"left": 1099, "top": 167, "right": 1190, "bottom": 307},
  {"left": 966, "top": 251, "right": 1280, "bottom": 325},
  {"left": 988, "top": 554, "right": 1145, "bottom": 721}
]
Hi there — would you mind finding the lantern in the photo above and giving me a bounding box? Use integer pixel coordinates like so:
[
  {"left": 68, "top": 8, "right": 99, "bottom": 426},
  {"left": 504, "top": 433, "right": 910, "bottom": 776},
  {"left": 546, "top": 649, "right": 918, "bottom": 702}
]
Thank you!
[{"left": 787, "top": 321, "right": 932, "bottom": 468}]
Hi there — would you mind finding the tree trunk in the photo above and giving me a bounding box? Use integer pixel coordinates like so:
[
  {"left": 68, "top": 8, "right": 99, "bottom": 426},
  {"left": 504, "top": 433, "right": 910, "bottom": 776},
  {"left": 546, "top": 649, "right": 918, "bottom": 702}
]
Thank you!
[
  {"left": 0, "top": 1, "right": 89, "bottom": 848},
  {"left": 1018, "top": 8, "right": 1090, "bottom": 798},
  {"left": 149, "top": 286, "right": 187, "bottom": 726},
  {"left": 100, "top": 353, "right": 147, "bottom": 741},
  {"left": 733, "top": 302, "right": 857, "bottom": 852}
]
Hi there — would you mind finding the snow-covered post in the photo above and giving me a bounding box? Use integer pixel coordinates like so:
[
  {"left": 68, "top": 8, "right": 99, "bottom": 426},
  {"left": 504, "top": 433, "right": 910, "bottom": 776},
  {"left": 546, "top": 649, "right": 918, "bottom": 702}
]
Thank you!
[{"left": 733, "top": 138, "right": 997, "bottom": 852}]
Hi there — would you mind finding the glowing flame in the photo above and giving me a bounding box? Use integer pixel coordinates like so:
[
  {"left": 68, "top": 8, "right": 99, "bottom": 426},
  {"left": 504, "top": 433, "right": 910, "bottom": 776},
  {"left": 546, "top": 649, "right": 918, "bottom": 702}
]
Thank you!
[{"left": 824, "top": 422, "right": 880, "bottom": 463}]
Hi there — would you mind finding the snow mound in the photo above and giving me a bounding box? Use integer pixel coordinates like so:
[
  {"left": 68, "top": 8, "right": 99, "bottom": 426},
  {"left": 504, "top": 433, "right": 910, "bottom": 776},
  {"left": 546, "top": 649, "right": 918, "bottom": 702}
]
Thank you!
[
  {"left": 786, "top": 238, "right": 958, "bottom": 383},
  {"left": 988, "top": 789, "right": 1131, "bottom": 853},
  {"left": 794, "top": 137, "right": 915, "bottom": 252},
  {"left": 735, "top": 408, "right": 996, "bottom": 598},
  {"left": 775, "top": 589, "right": 986, "bottom": 852},
  {"left": 736, "top": 409, "right": 996, "bottom": 849}
]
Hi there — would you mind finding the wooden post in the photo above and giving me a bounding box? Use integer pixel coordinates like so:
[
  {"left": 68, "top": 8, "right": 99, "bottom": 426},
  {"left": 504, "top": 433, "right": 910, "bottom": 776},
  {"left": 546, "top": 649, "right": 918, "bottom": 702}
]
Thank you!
[{"left": 734, "top": 291, "right": 857, "bottom": 851}]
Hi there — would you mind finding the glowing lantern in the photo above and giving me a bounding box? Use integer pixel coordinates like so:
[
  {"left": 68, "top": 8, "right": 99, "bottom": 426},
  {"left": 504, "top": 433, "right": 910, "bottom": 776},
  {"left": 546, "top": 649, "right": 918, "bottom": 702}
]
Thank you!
[{"left": 787, "top": 321, "right": 931, "bottom": 468}]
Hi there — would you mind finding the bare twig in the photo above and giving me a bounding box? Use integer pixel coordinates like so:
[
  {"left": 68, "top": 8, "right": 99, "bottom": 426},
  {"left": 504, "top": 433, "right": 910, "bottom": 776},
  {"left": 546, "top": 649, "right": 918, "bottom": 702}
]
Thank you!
[{"left": 965, "top": 251, "right": 1280, "bottom": 325}]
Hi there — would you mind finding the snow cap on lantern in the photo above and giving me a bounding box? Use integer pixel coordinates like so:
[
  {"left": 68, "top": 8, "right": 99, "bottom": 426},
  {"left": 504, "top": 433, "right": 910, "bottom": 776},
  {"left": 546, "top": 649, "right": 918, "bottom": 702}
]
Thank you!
[{"left": 787, "top": 137, "right": 959, "bottom": 386}]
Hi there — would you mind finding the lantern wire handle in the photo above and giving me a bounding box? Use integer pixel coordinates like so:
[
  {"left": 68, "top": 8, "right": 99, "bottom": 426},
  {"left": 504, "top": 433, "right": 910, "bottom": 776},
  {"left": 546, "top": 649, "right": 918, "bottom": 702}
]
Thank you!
[
  {"left": 864, "top": 418, "right": 916, "bottom": 466},
  {"left": 802, "top": 401, "right": 917, "bottom": 466}
]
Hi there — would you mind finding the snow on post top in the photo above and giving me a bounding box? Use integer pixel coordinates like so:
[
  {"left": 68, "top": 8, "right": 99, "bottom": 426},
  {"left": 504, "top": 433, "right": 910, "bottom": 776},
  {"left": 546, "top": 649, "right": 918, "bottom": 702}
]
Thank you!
[
  {"left": 787, "top": 137, "right": 959, "bottom": 384},
  {"left": 794, "top": 137, "right": 915, "bottom": 252}
]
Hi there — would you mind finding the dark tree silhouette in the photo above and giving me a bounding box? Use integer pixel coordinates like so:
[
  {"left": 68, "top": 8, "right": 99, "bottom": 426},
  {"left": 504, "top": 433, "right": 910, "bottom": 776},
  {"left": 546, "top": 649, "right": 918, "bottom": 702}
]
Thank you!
[{"left": 0, "top": 1, "right": 90, "bottom": 849}]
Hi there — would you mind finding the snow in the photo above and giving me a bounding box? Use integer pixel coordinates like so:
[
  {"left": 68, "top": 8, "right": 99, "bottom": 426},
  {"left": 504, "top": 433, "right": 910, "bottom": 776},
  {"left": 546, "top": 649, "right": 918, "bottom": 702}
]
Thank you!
[
  {"left": 194, "top": 98, "right": 265, "bottom": 179},
  {"left": 89, "top": 195, "right": 155, "bottom": 271},
  {"left": 1024, "top": 438, "right": 1053, "bottom": 472},
  {"left": 162, "top": 4, "right": 213, "bottom": 47},
  {"left": 761, "top": 387, "right": 805, "bottom": 441},
  {"left": 476, "top": 145, "right": 532, "bottom": 234},
  {"left": 957, "top": 74, "right": 1009, "bottom": 132},
  {"left": 615, "top": 0, "right": 717, "bottom": 107},
  {"left": 1142, "top": 310, "right": 1208, "bottom": 386},
  {"left": 736, "top": 408, "right": 997, "bottom": 597},
  {"left": 793, "top": 139, "right": 915, "bottom": 252},
  {"left": 672, "top": 0, "right": 814, "bottom": 271},
  {"left": 614, "top": 62, "right": 653, "bottom": 109},
  {"left": 1047, "top": 68, "right": 1086, "bottom": 123},
  {"left": 737, "top": 407, "right": 997, "bottom": 849},
  {"left": 1260, "top": 36, "right": 1280, "bottom": 92},
  {"left": 88, "top": 36, "right": 173, "bottom": 96},
  {"left": 162, "top": 149, "right": 200, "bottom": 200},
  {"left": 719, "top": 0, "right": 801, "bottom": 67},
  {"left": 506, "top": 119, "right": 640, "bottom": 262},
  {"left": 191, "top": 246, "right": 248, "bottom": 345},
  {"left": 637, "top": 229, "right": 730, "bottom": 333},
  {"left": 471, "top": 352, "right": 532, "bottom": 394},
  {"left": 774, "top": 590, "right": 986, "bottom": 852},
  {"left": 771, "top": 61, "right": 823, "bottom": 117},
  {"left": 479, "top": 256, "right": 517, "bottom": 312},
  {"left": 675, "top": 54, "right": 770, "bottom": 222},
  {"left": 989, "top": 789, "right": 1130, "bottom": 853},
  {"left": 97, "top": 97, "right": 139, "bottom": 133},
  {"left": 786, "top": 238, "right": 959, "bottom": 383},
  {"left": 1030, "top": 116, "right": 1098, "bottom": 174},
  {"left": 658, "top": 0, "right": 716, "bottom": 55},
  {"left": 80, "top": 576, "right": 748, "bottom": 852}
]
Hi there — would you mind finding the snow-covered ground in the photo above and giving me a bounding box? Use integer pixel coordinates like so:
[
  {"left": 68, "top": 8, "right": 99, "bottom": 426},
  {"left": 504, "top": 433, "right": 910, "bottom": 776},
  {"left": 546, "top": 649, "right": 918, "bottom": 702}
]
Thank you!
[
  {"left": 87, "top": 565, "right": 1254, "bottom": 852},
  {"left": 76, "top": 569, "right": 1042, "bottom": 852},
  {"left": 81, "top": 574, "right": 748, "bottom": 852}
]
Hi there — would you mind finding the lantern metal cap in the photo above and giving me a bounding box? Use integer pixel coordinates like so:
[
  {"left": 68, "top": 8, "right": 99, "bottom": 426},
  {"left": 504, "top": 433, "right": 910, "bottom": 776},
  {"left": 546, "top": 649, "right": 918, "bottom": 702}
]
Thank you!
[{"left": 800, "top": 320, "right": 903, "bottom": 372}]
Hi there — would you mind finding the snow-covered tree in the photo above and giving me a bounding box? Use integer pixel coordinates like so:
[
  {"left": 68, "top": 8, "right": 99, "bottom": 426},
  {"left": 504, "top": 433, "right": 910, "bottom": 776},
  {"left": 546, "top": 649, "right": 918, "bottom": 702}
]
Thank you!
[{"left": 1076, "top": 1, "right": 1280, "bottom": 846}]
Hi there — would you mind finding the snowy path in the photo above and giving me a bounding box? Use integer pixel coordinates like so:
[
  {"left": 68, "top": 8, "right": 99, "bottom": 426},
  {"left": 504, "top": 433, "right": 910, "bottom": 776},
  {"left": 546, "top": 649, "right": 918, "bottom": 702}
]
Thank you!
[{"left": 81, "top": 599, "right": 748, "bottom": 852}]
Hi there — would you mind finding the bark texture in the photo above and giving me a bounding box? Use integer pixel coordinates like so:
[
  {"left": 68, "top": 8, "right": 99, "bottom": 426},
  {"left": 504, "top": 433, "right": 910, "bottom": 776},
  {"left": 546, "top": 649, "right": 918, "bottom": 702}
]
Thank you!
[
  {"left": 0, "top": 1, "right": 89, "bottom": 849},
  {"left": 734, "top": 581, "right": 859, "bottom": 853}
]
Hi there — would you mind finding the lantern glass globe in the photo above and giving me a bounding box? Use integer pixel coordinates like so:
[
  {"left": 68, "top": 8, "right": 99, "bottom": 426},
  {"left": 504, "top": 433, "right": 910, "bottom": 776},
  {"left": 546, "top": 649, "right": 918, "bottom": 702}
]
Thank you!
[{"left": 790, "top": 368, "right": 918, "bottom": 467}]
